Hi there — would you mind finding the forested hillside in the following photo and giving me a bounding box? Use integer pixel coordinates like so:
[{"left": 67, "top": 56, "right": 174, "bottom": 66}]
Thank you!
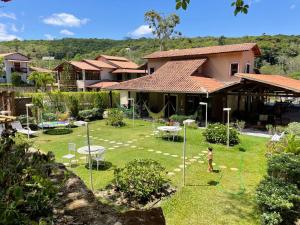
[{"left": 1, "top": 35, "right": 300, "bottom": 77}]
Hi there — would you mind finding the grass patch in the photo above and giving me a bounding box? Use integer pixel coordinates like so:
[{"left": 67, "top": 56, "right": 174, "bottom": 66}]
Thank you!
[{"left": 34, "top": 119, "right": 268, "bottom": 225}]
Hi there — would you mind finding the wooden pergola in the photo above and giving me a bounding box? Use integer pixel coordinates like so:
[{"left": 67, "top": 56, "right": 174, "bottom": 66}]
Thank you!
[{"left": 0, "top": 115, "right": 16, "bottom": 129}]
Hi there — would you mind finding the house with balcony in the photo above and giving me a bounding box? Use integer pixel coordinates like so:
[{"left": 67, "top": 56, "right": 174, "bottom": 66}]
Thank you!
[
  {"left": 0, "top": 53, "right": 31, "bottom": 84},
  {"left": 107, "top": 43, "right": 300, "bottom": 126},
  {"left": 54, "top": 55, "right": 147, "bottom": 91}
]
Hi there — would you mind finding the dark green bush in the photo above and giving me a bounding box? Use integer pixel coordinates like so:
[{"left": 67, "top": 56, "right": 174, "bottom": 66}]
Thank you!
[
  {"left": 42, "top": 112, "right": 57, "bottom": 122},
  {"left": 0, "top": 131, "right": 58, "bottom": 224},
  {"left": 44, "top": 128, "right": 73, "bottom": 135},
  {"left": 256, "top": 153, "right": 300, "bottom": 225},
  {"left": 114, "top": 159, "right": 168, "bottom": 202},
  {"left": 203, "top": 123, "right": 240, "bottom": 145},
  {"left": 67, "top": 95, "right": 79, "bottom": 118},
  {"left": 106, "top": 108, "right": 125, "bottom": 127},
  {"left": 17, "top": 115, "right": 36, "bottom": 125},
  {"left": 11, "top": 72, "right": 22, "bottom": 86},
  {"left": 169, "top": 114, "right": 195, "bottom": 125},
  {"left": 78, "top": 108, "right": 102, "bottom": 121}
]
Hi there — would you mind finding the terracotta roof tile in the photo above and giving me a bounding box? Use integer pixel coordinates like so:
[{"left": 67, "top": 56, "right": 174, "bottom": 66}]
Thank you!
[
  {"left": 83, "top": 59, "right": 116, "bottom": 69},
  {"left": 236, "top": 73, "right": 300, "bottom": 93},
  {"left": 88, "top": 81, "right": 120, "bottom": 88},
  {"left": 69, "top": 61, "right": 101, "bottom": 71},
  {"left": 112, "top": 69, "right": 147, "bottom": 74},
  {"left": 97, "top": 54, "right": 129, "bottom": 61},
  {"left": 108, "top": 59, "right": 226, "bottom": 93},
  {"left": 144, "top": 43, "right": 260, "bottom": 59},
  {"left": 30, "top": 66, "right": 53, "bottom": 73},
  {"left": 108, "top": 60, "right": 139, "bottom": 69}
]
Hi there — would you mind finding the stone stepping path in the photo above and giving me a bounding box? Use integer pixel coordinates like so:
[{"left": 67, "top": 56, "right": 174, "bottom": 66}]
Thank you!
[
  {"left": 219, "top": 165, "right": 227, "bottom": 169},
  {"left": 199, "top": 161, "right": 205, "bottom": 164},
  {"left": 201, "top": 151, "right": 207, "bottom": 154},
  {"left": 174, "top": 168, "right": 181, "bottom": 172},
  {"left": 163, "top": 153, "right": 170, "bottom": 156},
  {"left": 167, "top": 172, "right": 175, "bottom": 176},
  {"left": 148, "top": 149, "right": 154, "bottom": 152},
  {"left": 156, "top": 151, "right": 162, "bottom": 154},
  {"left": 230, "top": 168, "right": 239, "bottom": 171},
  {"left": 171, "top": 154, "right": 179, "bottom": 158},
  {"left": 131, "top": 146, "right": 137, "bottom": 148}
]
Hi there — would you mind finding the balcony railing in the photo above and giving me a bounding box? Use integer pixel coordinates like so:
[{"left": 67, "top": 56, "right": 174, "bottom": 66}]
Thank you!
[{"left": 11, "top": 67, "right": 28, "bottom": 73}]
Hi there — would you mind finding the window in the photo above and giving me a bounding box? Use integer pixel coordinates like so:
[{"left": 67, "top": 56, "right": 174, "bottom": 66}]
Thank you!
[
  {"left": 230, "top": 63, "right": 239, "bottom": 76},
  {"left": 245, "top": 63, "right": 251, "bottom": 73},
  {"left": 117, "top": 74, "right": 123, "bottom": 81},
  {"left": 149, "top": 67, "right": 155, "bottom": 74}
]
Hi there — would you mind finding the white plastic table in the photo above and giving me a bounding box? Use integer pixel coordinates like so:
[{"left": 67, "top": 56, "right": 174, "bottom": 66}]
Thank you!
[
  {"left": 77, "top": 145, "right": 105, "bottom": 164},
  {"left": 157, "top": 126, "right": 182, "bottom": 141}
]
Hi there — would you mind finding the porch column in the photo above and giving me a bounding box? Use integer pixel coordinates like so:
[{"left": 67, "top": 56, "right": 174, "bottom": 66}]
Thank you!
[
  {"left": 109, "top": 91, "right": 113, "bottom": 108},
  {"left": 82, "top": 70, "right": 86, "bottom": 91},
  {"left": 167, "top": 93, "right": 170, "bottom": 119}
]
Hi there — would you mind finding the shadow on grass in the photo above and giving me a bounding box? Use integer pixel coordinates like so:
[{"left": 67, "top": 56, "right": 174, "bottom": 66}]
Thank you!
[
  {"left": 239, "top": 147, "right": 246, "bottom": 152},
  {"left": 84, "top": 161, "right": 114, "bottom": 171},
  {"left": 220, "top": 191, "right": 260, "bottom": 224},
  {"left": 161, "top": 136, "right": 184, "bottom": 143}
]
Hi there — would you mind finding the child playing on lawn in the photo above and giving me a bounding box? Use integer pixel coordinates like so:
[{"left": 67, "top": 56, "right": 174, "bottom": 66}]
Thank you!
[{"left": 207, "top": 147, "right": 213, "bottom": 172}]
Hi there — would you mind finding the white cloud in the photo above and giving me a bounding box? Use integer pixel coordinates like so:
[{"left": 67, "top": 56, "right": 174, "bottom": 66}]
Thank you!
[
  {"left": 43, "top": 13, "right": 89, "bottom": 27},
  {"left": 0, "top": 23, "right": 20, "bottom": 41},
  {"left": 290, "top": 4, "right": 296, "bottom": 10},
  {"left": 0, "top": 12, "right": 16, "bottom": 20},
  {"left": 129, "top": 25, "right": 153, "bottom": 38},
  {"left": 11, "top": 24, "right": 18, "bottom": 32},
  {"left": 44, "top": 34, "right": 54, "bottom": 40},
  {"left": 60, "top": 29, "right": 74, "bottom": 36}
]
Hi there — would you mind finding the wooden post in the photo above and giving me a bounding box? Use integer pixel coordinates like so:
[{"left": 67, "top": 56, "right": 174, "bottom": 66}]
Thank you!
[{"left": 109, "top": 91, "right": 113, "bottom": 108}]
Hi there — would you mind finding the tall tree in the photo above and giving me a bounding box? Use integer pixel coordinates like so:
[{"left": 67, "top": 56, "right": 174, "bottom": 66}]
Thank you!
[
  {"left": 28, "top": 71, "right": 55, "bottom": 91},
  {"left": 176, "top": 0, "right": 249, "bottom": 15},
  {"left": 0, "top": 57, "right": 4, "bottom": 76},
  {"left": 145, "top": 10, "right": 181, "bottom": 51}
]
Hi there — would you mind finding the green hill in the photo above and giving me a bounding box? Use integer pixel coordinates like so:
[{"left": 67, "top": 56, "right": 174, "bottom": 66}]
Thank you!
[{"left": 1, "top": 35, "right": 300, "bottom": 77}]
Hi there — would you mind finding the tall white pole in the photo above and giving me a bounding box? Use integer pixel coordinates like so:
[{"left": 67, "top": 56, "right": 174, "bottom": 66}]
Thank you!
[
  {"left": 86, "top": 122, "right": 94, "bottom": 191},
  {"left": 227, "top": 111, "right": 229, "bottom": 148},
  {"left": 183, "top": 123, "right": 186, "bottom": 186}
]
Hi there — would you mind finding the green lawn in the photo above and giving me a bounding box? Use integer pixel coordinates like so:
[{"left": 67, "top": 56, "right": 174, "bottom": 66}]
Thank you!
[{"left": 34, "top": 119, "right": 267, "bottom": 225}]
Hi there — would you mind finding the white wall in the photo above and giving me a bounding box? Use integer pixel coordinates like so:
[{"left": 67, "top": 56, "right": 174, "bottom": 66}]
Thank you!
[
  {"left": 120, "top": 91, "right": 129, "bottom": 105},
  {"left": 101, "top": 68, "right": 114, "bottom": 80}
]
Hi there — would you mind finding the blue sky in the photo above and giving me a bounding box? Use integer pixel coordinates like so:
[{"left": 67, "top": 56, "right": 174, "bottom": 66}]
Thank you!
[{"left": 0, "top": 0, "right": 299, "bottom": 41}]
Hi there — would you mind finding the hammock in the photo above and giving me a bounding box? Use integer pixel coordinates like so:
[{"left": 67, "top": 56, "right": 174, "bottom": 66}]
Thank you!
[{"left": 144, "top": 102, "right": 169, "bottom": 120}]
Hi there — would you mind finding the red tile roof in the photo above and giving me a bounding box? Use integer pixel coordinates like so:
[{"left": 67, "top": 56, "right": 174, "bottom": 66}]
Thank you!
[
  {"left": 112, "top": 69, "right": 147, "bottom": 74},
  {"left": 30, "top": 66, "right": 53, "bottom": 73},
  {"left": 144, "top": 43, "right": 261, "bottom": 59},
  {"left": 96, "top": 54, "right": 129, "bottom": 61},
  {"left": 88, "top": 81, "right": 120, "bottom": 89},
  {"left": 83, "top": 59, "right": 116, "bottom": 69},
  {"left": 236, "top": 73, "right": 300, "bottom": 93},
  {"left": 69, "top": 61, "right": 101, "bottom": 71},
  {"left": 108, "top": 60, "right": 139, "bottom": 69},
  {"left": 108, "top": 59, "right": 226, "bottom": 94}
]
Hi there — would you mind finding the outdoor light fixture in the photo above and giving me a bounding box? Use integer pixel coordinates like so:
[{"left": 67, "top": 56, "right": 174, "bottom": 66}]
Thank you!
[
  {"left": 128, "top": 98, "right": 135, "bottom": 127},
  {"left": 26, "top": 103, "right": 34, "bottom": 139},
  {"left": 223, "top": 108, "right": 231, "bottom": 148},
  {"left": 199, "top": 102, "right": 208, "bottom": 128}
]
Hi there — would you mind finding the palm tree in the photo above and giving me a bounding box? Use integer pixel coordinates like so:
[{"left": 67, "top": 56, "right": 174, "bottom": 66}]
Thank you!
[{"left": 28, "top": 72, "right": 55, "bottom": 92}]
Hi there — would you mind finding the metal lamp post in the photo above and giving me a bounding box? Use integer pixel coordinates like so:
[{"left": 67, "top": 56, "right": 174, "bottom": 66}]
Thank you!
[
  {"left": 199, "top": 102, "right": 208, "bottom": 128},
  {"left": 223, "top": 108, "right": 231, "bottom": 148},
  {"left": 26, "top": 103, "right": 34, "bottom": 139},
  {"left": 182, "top": 119, "right": 196, "bottom": 186},
  {"left": 128, "top": 98, "right": 135, "bottom": 127},
  {"left": 85, "top": 121, "right": 94, "bottom": 191}
]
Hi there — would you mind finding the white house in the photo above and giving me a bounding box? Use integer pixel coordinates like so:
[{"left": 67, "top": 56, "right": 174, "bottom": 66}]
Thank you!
[{"left": 0, "top": 53, "right": 31, "bottom": 84}]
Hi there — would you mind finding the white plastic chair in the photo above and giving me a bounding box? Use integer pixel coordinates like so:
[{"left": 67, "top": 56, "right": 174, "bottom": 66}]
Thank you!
[
  {"left": 93, "top": 153, "right": 105, "bottom": 171},
  {"left": 62, "top": 143, "right": 76, "bottom": 166},
  {"left": 171, "top": 122, "right": 181, "bottom": 141}
]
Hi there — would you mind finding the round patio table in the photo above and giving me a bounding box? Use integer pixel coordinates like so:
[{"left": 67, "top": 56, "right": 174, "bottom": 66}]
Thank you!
[
  {"left": 77, "top": 145, "right": 105, "bottom": 155},
  {"left": 157, "top": 126, "right": 182, "bottom": 141},
  {"left": 157, "top": 126, "right": 182, "bottom": 132}
]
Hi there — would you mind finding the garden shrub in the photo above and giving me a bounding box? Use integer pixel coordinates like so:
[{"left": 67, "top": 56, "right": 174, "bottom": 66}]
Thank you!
[
  {"left": 44, "top": 128, "right": 73, "bottom": 135},
  {"left": 203, "top": 123, "right": 240, "bottom": 145},
  {"left": 267, "top": 134, "right": 300, "bottom": 155},
  {"left": 0, "top": 129, "right": 59, "bottom": 224},
  {"left": 235, "top": 120, "right": 245, "bottom": 131},
  {"left": 78, "top": 108, "right": 102, "bottom": 121},
  {"left": 42, "top": 112, "right": 57, "bottom": 122},
  {"left": 17, "top": 115, "right": 36, "bottom": 125},
  {"left": 286, "top": 122, "right": 300, "bottom": 136},
  {"left": 114, "top": 159, "right": 168, "bottom": 202},
  {"left": 169, "top": 114, "right": 195, "bottom": 125},
  {"left": 256, "top": 153, "right": 300, "bottom": 225},
  {"left": 11, "top": 72, "right": 22, "bottom": 86},
  {"left": 106, "top": 108, "right": 125, "bottom": 127},
  {"left": 66, "top": 95, "right": 79, "bottom": 118}
]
